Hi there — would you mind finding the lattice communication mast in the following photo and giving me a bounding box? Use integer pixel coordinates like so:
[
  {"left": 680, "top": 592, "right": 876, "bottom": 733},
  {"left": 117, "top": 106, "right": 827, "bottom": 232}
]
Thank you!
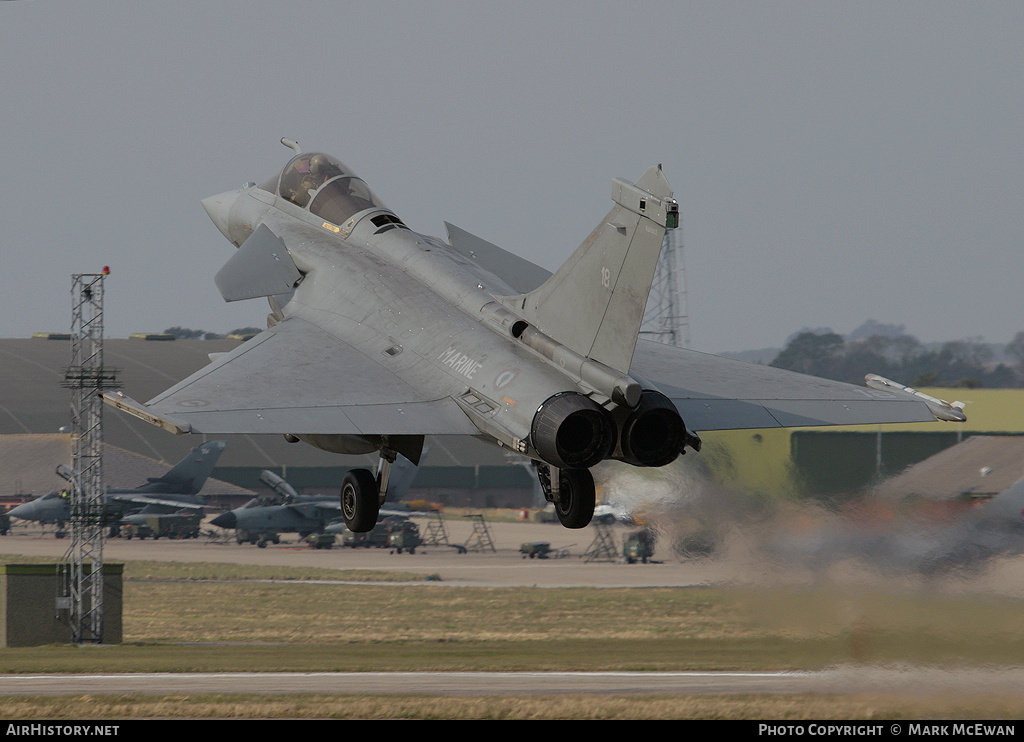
[
  {"left": 640, "top": 228, "right": 690, "bottom": 348},
  {"left": 59, "top": 269, "right": 119, "bottom": 644}
]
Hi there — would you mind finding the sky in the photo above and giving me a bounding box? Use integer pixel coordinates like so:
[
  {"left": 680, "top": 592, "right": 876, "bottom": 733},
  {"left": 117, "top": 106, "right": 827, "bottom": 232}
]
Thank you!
[{"left": 1, "top": 1, "right": 1021, "bottom": 354}]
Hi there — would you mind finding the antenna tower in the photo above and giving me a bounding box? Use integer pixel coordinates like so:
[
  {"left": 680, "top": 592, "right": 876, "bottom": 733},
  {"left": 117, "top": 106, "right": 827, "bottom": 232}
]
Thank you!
[
  {"left": 59, "top": 270, "right": 119, "bottom": 643},
  {"left": 640, "top": 228, "right": 690, "bottom": 347}
]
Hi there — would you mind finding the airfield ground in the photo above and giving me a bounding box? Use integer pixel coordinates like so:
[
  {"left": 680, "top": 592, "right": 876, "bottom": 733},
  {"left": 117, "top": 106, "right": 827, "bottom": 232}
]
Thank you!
[
  {"left": 1, "top": 512, "right": 1024, "bottom": 719},
  {"left": 0, "top": 512, "right": 744, "bottom": 588},
  {"left": 3, "top": 510, "right": 1024, "bottom": 594}
]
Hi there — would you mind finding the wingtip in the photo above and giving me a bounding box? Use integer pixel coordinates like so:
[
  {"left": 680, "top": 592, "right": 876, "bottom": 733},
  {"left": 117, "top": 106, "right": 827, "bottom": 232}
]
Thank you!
[
  {"left": 864, "top": 374, "right": 967, "bottom": 423},
  {"left": 101, "top": 391, "right": 193, "bottom": 434}
]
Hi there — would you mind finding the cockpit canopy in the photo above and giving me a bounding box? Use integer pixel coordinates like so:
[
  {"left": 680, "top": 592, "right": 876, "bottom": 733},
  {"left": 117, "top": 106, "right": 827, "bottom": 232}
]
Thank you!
[{"left": 260, "top": 152, "right": 391, "bottom": 227}]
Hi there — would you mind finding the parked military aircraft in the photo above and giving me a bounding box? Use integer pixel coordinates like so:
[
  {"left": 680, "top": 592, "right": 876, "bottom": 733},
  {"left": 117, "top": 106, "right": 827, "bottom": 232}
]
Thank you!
[
  {"left": 211, "top": 457, "right": 421, "bottom": 546},
  {"left": 9, "top": 440, "right": 227, "bottom": 527},
  {"left": 103, "top": 140, "right": 965, "bottom": 532}
]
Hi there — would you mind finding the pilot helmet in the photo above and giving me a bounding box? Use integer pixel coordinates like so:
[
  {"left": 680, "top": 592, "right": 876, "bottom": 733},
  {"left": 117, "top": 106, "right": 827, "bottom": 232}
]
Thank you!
[{"left": 308, "top": 154, "right": 329, "bottom": 175}]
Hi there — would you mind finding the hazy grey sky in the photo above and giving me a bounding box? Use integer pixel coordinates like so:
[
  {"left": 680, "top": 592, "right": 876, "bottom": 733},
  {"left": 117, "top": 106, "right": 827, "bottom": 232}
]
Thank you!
[{"left": 2, "top": 1, "right": 1021, "bottom": 353}]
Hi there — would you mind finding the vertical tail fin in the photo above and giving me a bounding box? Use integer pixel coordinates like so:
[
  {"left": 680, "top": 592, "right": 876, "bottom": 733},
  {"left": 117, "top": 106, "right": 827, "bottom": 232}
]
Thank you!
[
  {"left": 506, "top": 166, "right": 678, "bottom": 374},
  {"left": 144, "top": 440, "right": 227, "bottom": 495}
]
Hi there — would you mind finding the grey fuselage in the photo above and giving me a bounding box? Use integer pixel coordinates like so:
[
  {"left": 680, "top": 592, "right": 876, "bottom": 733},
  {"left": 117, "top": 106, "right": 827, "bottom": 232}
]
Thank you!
[
  {"left": 8, "top": 490, "right": 205, "bottom": 525},
  {"left": 211, "top": 496, "right": 338, "bottom": 537},
  {"left": 203, "top": 154, "right": 640, "bottom": 464}
]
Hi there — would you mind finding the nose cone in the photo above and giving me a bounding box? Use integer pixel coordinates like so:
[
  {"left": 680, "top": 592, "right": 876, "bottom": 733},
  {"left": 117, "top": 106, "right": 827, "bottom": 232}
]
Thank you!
[
  {"left": 201, "top": 190, "right": 241, "bottom": 241},
  {"left": 211, "top": 511, "right": 237, "bottom": 529},
  {"left": 8, "top": 502, "right": 34, "bottom": 520}
]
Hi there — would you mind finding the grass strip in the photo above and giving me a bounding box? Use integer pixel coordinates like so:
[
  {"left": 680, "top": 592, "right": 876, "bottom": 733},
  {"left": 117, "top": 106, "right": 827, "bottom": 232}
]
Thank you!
[{"left": 2, "top": 692, "right": 1024, "bottom": 720}]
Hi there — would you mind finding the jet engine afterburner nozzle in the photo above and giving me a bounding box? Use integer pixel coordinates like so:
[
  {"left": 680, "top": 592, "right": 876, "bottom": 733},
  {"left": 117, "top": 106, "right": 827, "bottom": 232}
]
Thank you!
[
  {"left": 616, "top": 390, "right": 686, "bottom": 467},
  {"left": 531, "top": 392, "right": 615, "bottom": 470}
]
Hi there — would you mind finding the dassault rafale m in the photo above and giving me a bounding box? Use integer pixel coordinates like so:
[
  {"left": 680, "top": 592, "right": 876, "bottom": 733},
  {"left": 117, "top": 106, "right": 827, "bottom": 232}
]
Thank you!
[{"left": 103, "top": 139, "right": 965, "bottom": 532}]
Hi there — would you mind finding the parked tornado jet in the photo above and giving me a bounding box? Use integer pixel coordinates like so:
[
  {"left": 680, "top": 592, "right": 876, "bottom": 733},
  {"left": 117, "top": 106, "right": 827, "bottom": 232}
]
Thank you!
[
  {"left": 211, "top": 457, "right": 421, "bottom": 546},
  {"left": 103, "top": 140, "right": 965, "bottom": 532},
  {"left": 9, "top": 440, "right": 227, "bottom": 527}
]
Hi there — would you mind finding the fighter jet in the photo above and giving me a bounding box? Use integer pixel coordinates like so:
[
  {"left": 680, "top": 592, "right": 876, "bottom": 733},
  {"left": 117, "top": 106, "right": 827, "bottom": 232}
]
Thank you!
[
  {"left": 9, "top": 440, "right": 227, "bottom": 527},
  {"left": 103, "top": 140, "right": 965, "bottom": 532},
  {"left": 211, "top": 456, "right": 422, "bottom": 546},
  {"left": 210, "top": 469, "right": 339, "bottom": 546}
]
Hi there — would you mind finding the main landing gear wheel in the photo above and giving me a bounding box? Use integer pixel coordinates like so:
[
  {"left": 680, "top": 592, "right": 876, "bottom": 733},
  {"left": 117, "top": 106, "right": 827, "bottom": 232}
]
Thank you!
[
  {"left": 341, "top": 468, "right": 379, "bottom": 533},
  {"left": 554, "top": 468, "right": 596, "bottom": 529}
]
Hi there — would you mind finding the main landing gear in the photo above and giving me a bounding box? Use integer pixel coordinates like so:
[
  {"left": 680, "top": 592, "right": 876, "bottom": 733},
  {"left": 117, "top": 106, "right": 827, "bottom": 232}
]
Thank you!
[
  {"left": 536, "top": 463, "right": 596, "bottom": 529},
  {"left": 340, "top": 449, "right": 396, "bottom": 532},
  {"left": 340, "top": 436, "right": 423, "bottom": 533},
  {"left": 340, "top": 469, "right": 377, "bottom": 532}
]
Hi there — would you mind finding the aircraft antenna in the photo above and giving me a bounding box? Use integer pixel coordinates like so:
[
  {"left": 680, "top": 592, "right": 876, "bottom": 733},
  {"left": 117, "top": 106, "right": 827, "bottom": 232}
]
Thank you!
[
  {"left": 58, "top": 269, "right": 120, "bottom": 644},
  {"left": 640, "top": 227, "right": 690, "bottom": 347}
]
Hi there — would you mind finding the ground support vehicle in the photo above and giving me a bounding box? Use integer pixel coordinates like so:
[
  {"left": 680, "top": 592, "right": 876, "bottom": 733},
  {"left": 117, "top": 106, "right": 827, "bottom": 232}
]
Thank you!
[
  {"left": 623, "top": 529, "right": 656, "bottom": 564},
  {"left": 520, "top": 542, "right": 552, "bottom": 559}
]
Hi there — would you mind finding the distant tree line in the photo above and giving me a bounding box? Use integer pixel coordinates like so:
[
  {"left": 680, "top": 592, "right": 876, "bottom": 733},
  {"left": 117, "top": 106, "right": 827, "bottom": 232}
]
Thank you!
[
  {"left": 770, "top": 329, "right": 1024, "bottom": 389},
  {"left": 162, "top": 326, "right": 262, "bottom": 340}
]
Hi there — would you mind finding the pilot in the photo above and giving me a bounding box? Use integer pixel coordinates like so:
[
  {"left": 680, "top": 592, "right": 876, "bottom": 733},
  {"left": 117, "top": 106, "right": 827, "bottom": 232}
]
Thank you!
[
  {"left": 281, "top": 156, "right": 314, "bottom": 206},
  {"left": 289, "top": 155, "right": 336, "bottom": 207},
  {"left": 308, "top": 154, "right": 342, "bottom": 188}
]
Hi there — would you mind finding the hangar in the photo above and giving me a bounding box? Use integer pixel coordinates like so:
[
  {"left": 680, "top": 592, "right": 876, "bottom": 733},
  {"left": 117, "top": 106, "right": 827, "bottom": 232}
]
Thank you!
[
  {"left": 869, "top": 434, "right": 1024, "bottom": 504},
  {"left": 0, "top": 336, "right": 535, "bottom": 508}
]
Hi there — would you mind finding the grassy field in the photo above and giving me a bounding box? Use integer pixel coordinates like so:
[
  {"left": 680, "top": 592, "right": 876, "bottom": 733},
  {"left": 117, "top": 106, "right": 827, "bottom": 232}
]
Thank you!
[
  {"left": 4, "top": 693, "right": 1024, "bottom": 720},
  {"left": 3, "top": 559, "right": 1024, "bottom": 718}
]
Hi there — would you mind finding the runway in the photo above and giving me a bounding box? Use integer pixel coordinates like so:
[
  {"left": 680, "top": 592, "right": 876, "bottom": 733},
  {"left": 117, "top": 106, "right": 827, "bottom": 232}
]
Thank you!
[{"left": 3, "top": 667, "right": 1024, "bottom": 696}]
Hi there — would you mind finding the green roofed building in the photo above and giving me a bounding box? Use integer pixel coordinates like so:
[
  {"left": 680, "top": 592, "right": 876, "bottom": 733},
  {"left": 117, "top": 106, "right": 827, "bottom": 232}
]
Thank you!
[{"left": 700, "top": 388, "right": 1024, "bottom": 501}]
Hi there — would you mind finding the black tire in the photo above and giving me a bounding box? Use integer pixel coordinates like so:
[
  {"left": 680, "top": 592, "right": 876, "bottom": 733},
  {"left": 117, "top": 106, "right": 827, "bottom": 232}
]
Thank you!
[
  {"left": 554, "top": 468, "right": 596, "bottom": 529},
  {"left": 341, "top": 468, "right": 379, "bottom": 533}
]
